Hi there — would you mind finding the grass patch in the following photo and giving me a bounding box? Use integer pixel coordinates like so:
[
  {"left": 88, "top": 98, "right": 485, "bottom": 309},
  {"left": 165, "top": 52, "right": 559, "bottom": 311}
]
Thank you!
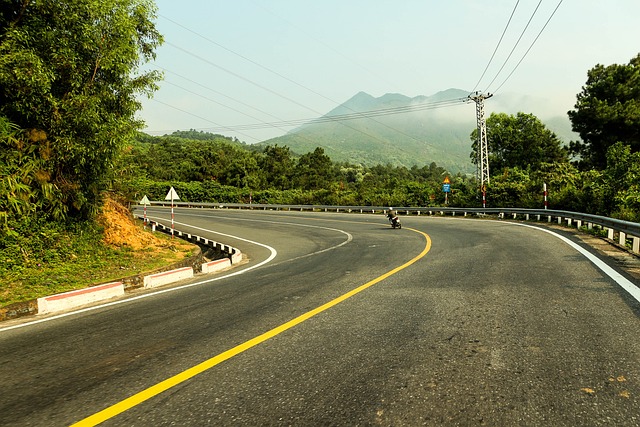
[{"left": 0, "top": 199, "right": 196, "bottom": 308}]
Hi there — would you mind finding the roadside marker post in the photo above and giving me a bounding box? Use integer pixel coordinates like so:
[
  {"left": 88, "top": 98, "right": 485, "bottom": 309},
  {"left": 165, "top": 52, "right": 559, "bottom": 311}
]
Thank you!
[{"left": 139, "top": 195, "right": 151, "bottom": 227}]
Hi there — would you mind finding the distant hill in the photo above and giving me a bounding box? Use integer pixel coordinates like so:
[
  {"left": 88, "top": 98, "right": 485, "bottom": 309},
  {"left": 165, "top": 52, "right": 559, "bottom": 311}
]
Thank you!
[{"left": 257, "top": 89, "right": 579, "bottom": 174}]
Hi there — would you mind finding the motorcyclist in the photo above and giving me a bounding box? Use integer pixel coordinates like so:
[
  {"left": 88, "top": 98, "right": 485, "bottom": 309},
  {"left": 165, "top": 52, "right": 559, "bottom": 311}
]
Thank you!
[{"left": 387, "top": 207, "right": 397, "bottom": 224}]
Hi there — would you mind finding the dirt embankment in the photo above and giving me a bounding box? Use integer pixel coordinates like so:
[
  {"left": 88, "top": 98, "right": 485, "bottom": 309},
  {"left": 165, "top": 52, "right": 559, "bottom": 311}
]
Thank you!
[{"left": 98, "top": 196, "right": 173, "bottom": 250}]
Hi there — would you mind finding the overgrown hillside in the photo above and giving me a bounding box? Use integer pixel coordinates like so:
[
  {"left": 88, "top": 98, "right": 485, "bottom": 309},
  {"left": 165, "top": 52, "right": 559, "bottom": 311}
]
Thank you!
[
  {"left": 259, "top": 89, "right": 476, "bottom": 174},
  {"left": 256, "top": 88, "right": 580, "bottom": 174}
]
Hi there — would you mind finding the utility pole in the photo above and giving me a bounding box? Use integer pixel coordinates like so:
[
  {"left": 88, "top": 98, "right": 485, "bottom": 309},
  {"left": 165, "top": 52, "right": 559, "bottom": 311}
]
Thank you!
[{"left": 468, "top": 91, "right": 493, "bottom": 206}]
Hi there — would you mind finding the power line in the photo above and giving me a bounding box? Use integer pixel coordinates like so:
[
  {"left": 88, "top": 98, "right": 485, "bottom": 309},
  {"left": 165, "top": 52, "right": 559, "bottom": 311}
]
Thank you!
[
  {"left": 482, "top": 0, "right": 543, "bottom": 93},
  {"left": 246, "top": 2, "right": 402, "bottom": 92},
  {"left": 165, "top": 41, "right": 323, "bottom": 118},
  {"left": 214, "top": 98, "right": 469, "bottom": 132},
  {"left": 153, "top": 21, "right": 472, "bottom": 155},
  {"left": 492, "top": 0, "right": 564, "bottom": 94},
  {"left": 470, "top": 0, "right": 520, "bottom": 93},
  {"left": 149, "top": 89, "right": 468, "bottom": 134},
  {"left": 158, "top": 22, "right": 457, "bottom": 154},
  {"left": 153, "top": 64, "right": 287, "bottom": 124},
  {"left": 150, "top": 99, "right": 260, "bottom": 142}
]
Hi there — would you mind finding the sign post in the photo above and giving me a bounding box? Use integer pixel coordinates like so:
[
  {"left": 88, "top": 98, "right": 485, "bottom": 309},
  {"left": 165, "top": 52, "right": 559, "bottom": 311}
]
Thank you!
[
  {"left": 543, "top": 183, "right": 548, "bottom": 209},
  {"left": 139, "top": 195, "right": 151, "bottom": 227},
  {"left": 165, "top": 187, "right": 180, "bottom": 238},
  {"left": 442, "top": 176, "right": 451, "bottom": 205}
]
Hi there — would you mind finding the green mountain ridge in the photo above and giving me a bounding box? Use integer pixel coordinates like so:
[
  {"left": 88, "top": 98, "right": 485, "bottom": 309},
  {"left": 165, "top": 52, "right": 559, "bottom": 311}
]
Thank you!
[{"left": 258, "top": 88, "right": 579, "bottom": 174}]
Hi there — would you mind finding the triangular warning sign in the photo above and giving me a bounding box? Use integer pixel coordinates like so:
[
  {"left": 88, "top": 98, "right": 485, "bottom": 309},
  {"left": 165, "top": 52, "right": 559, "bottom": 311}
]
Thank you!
[
  {"left": 139, "top": 195, "right": 150, "bottom": 205},
  {"left": 165, "top": 186, "right": 180, "bottom": 201}
]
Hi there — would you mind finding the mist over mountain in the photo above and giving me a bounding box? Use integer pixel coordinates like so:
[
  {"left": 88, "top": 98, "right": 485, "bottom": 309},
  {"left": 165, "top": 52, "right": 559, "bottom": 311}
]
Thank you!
[{"left": 258, "top": 89, "right": 578, "bottom": 174}]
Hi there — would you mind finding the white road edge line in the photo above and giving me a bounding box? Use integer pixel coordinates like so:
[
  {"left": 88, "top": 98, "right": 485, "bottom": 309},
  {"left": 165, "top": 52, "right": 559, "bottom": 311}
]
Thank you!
[
  {"left": 512, "top": 222, "right": 640, "bottom": 303},
  {"left": 0, "top": 227, "right": 277, "bottom": 333},
  {"left": 0, "top": 216, "right": 354, "bottom": 333}
]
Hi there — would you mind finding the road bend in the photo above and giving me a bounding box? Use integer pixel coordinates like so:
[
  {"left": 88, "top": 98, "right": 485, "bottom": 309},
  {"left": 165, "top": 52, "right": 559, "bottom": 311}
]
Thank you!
[{"left": 0, "top": 209, "right": 638, "bottom": 426}]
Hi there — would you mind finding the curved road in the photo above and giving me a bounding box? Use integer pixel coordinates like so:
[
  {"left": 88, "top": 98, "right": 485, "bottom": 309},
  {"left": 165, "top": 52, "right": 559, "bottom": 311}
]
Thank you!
[{"left": 0, "top": 209, "right": 639, "bottom": 426}]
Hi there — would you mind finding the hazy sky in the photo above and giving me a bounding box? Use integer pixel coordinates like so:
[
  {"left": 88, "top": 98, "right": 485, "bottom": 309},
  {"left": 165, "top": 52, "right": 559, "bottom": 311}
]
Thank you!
[{"left": 138, "top": 0, "right": 640, "bottom": 142}]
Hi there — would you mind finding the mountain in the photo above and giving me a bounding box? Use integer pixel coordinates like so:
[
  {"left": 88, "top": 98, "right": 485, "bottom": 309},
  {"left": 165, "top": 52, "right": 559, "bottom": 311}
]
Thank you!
[{"left": 258, "top": 89, "right": 578, "bottom": 174}]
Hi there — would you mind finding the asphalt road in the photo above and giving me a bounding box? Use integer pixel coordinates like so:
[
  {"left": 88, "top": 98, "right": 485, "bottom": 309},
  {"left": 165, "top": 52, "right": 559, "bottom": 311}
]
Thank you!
[{"left": 1, "top": 209, "right": 639, "bottom": 426}]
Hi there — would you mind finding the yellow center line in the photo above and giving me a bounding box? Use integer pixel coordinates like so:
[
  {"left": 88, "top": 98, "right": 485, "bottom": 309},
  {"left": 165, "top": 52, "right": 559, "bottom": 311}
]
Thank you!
[{"left": 72, "top": 227, "right": 431, "bottom": 426}]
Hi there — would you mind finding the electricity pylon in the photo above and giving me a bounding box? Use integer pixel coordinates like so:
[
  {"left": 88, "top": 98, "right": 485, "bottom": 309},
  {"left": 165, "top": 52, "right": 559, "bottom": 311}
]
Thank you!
[{"left": 468, "top": 91, "right": 493, "bottom": 190}]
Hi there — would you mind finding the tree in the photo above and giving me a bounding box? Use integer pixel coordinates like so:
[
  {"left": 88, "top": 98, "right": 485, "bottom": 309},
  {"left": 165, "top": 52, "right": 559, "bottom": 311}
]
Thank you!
[
  {"left": 568, "top": 54, "right": 640, "bottom": 170},
  {"left": 0, "top": 0, "right": 163, "bottom": 220},
  {"left": 259, "top": 145, "right": 294, "bottom": 190},
  {"left": 293, "top": 147, "right": 333, "bottom": 190},
  {"left": 470, "top": 112, "right": 569, "bottom": 174},
  {"left": 601, "top": 143, "right": 640, "bottom": 221}
]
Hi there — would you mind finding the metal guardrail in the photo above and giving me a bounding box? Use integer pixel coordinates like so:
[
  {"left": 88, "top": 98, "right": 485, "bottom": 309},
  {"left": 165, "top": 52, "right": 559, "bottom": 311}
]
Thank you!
[{"left": 138, "top": 201, "right": 640, "bottom": 254}]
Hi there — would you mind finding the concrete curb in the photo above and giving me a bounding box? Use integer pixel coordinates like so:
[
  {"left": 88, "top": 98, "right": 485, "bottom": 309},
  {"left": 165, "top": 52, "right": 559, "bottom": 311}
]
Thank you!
[
  {"left": 37, "top": 281, "right": 125, "bottom": 315},
  {"left": 143, "top": 217, "right": 244, "bottom": 268},
  {"left": 0, "top": 217, "right": 245, "bottom": 322},
  {"left": 143, "top": 266, "right": 194, "bottom": 289},
  {"left": 202, "top": 258, "right": 231, "bottom": 274}
]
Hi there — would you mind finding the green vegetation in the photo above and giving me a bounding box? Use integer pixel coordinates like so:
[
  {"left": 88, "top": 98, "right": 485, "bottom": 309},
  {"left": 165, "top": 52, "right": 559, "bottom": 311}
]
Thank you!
[
  {"left": 0, "top": 218, "right": 193, "bottom": 307},
  {"left": 1, "top": 0, "right": 165, "bottom": 307},
  {"left": 0, "top": 0, "right": 638, "bottom": 309},
  {"left": 568, "top": 54, "right": 640, "bottom": 170},
  {"left": 0, "top": 0, "right": 162, "bottom": 222},
  {"left": 260, "top": 90, "right": 477, "bottom": 175}
]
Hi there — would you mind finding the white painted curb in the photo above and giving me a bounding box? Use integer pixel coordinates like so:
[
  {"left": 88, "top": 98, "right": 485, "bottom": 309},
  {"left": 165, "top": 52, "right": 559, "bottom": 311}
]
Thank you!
[
  {"left": 144, "top": 266, "right": 194, "bottom": 288},
  {"left": 37, "top": 282, "right": 124, "bottom": 315},
  {"left": 201, "top": 258, "right": 231, "bottom": 274},
  {"left": 231, "top": 250, "right": 242, "bottom": 264}
]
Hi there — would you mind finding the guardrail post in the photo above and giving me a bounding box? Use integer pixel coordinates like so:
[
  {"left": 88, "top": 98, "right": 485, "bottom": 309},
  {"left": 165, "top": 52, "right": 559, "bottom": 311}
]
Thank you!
[
  {"left": 576, "top": 220, "right": 582, "bottom": 228},
  {"left": 607, "top": 228, "right": 615, "bottom": 240},
  {"left": 633, "top": 237, "right": 639, "bottom": 253},
  {"left": 619, "top": 231, "right": 626, "bottom": 247}
]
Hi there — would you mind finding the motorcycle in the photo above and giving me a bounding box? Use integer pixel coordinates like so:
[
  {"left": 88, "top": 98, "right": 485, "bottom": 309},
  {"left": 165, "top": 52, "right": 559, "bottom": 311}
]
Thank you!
[{"left": 389, "top": 216, "right": 402, "bottom": 229}]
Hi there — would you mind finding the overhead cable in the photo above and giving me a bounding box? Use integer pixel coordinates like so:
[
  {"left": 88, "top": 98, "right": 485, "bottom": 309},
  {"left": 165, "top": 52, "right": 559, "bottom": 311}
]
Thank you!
[
  {"left": 470, "top": 0, "right": 520, "bottom": 93},
  {"left": 492, "top": 0, "right": 564, "bottom": 94},
  {"left": 482, "top": 0, "right": 543, "bottom": 93}
]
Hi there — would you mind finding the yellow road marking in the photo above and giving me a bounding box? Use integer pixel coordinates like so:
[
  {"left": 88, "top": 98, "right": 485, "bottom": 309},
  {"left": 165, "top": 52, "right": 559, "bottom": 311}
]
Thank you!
[{"left": 72, "top": 228, "right": 431, "bottom": 426}]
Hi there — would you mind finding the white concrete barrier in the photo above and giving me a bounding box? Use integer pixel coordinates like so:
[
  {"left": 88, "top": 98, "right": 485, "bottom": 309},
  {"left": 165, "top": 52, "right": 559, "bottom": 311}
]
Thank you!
[
  {"left": 144, "top": 266, "right": 193, "bottom": 288},
  {"left": 231, "top": 250, "right": 242, "bottom": 264},
  {"left": 37, "top": 281, "right": 124, "bottom": 315},
  {"left": 201, "top": 258, "right": 231, "bottom": 274}
]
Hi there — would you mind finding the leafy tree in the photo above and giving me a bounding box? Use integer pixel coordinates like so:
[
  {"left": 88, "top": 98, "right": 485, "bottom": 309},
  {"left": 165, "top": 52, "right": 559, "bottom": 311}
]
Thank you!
[
  {"left": 0, "top": 0, "right": 162, "bottom": 220},
  {"left": 601, "top": 143, "right": 640, "bottom": 221},
  {"left": 259, "top": 145, "right": 294, "bottom": 190},
  {"left": 568, "top": 54, "right": 640, "bottom": 170},
  {"left": 293, "top": 147, "right": 333, "bottom": 190},
  {"left": 470, "top": 112, "right": 569, "bottom": 174}
]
